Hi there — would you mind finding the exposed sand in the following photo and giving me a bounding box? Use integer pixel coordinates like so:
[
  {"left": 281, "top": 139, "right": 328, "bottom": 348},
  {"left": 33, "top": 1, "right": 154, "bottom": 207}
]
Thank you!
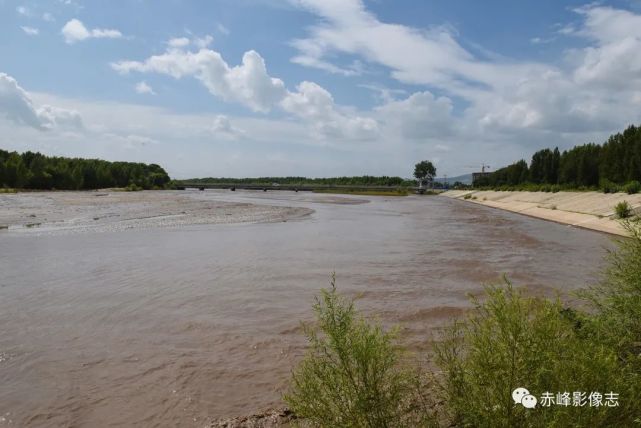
[
  {"left": 442, "top": 190, "right": 641, "bottom": 236},
  {"left": 0, "top": 190, "right": 314, "bottom": 235}
]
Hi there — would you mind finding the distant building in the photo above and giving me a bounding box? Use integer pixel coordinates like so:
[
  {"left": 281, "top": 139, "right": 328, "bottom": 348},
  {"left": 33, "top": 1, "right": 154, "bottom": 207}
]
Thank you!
[{"left": 472, "top": 172, "right": 491, "bottom": 185}]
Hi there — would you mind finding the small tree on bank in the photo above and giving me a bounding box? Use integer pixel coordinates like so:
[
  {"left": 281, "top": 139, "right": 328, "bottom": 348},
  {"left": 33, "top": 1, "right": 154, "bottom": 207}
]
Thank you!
[{"left": 414, "top": 161, "right": 436, "bottom": 188}]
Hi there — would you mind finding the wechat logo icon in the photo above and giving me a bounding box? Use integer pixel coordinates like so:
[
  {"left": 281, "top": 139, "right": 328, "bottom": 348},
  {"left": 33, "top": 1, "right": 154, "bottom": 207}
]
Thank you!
[{"left": 513, "top": 387, "right": 537, "bottom": 409}]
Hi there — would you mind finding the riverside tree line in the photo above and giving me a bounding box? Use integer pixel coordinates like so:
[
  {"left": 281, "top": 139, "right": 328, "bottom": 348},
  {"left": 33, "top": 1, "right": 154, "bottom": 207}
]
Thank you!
[
  {"left": 0, "top": 149, "right": 171, "bottom": 190},
  {"left": 476, "top": 124, "right": 641, "bottom": 193}
]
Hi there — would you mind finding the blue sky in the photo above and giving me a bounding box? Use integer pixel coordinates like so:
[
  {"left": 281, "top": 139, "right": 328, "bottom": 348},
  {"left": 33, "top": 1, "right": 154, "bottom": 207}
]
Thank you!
[{"left": 2, "top": 0, "right": 641, "bottom": 178}]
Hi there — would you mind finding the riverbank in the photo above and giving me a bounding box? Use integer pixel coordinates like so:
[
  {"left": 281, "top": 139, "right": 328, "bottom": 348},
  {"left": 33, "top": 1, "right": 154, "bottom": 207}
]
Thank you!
[
  {"left": 442, "top": 190, "right": 641, "bottom": 236},
  {"left": 210, "top": 408, "right": 295, "bottom": 427}
]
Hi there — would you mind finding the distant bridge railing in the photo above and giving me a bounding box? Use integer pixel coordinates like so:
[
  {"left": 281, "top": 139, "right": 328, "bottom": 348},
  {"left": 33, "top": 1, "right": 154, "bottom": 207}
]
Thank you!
[{"left": 174, "top": 183, "right": 432, "bottom": 193}]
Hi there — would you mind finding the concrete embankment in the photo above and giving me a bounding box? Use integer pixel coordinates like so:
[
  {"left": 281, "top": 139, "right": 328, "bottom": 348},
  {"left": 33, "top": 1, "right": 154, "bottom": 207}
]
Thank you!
[{"left": 441, "top": 190, "right": 641, "bottom": 236}]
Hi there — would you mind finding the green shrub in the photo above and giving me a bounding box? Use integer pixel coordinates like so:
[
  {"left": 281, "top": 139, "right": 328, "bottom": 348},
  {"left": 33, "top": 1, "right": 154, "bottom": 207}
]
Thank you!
[
  {"left": 463, "top": 194, "right": 472, "bottom": 200},
  {"left": 431, "top": 279, "right": 636, "bottom": 427},
  {"left": 601, "top": 179, "right": 619, "bottom": 194},
  {"left": 614, "top": 201, "right": 632, "bottom": 219},
  {"left": 284, "top": 275, "right": 430, "bottom": 427},
  {"left": 623, "top": 180, "right": 641, "bottom": 195},
  {"left": 581, "top": 220, "right": 641, "bottom": 369},
  {"left": 125, "top": 182, "right": 143, "bottom": 192}
]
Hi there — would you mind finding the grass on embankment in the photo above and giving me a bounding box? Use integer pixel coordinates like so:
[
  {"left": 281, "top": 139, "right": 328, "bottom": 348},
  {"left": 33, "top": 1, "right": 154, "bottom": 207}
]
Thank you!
[
  {"left": 0, "top": 188, "right": 18, "bottom": 194},
  {"left": 313, "top": 189, "right": 410, "bottom": 196}
]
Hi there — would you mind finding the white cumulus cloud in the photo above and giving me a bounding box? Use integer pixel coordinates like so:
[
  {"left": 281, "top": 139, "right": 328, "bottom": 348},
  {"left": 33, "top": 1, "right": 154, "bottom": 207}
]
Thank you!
[
  {"left": 375, "top": 91, "right": 455, "bottom": 139},
  {"left": 0, "top": 73, "right": 83, "bottom": 130},
  {"left": 112, "top": 45, "right": 288, "bottom": 113},
  {"left": 61, "top": 19, "right": 122, "bottom": 44},
  {"left": 36, "top": 105, "right": 84, "bottom": 129},
  {"left": 112, "top": 41, "right": 378, "bottom": 140},
  {"left": 282, "top": 81, "right": 378, "bottom": 139}
]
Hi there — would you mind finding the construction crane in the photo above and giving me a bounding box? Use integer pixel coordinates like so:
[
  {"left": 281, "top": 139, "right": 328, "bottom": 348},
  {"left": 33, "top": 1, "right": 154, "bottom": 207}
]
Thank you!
[{"left": 464, "top": 163, "right": 491, "bottom": 173}]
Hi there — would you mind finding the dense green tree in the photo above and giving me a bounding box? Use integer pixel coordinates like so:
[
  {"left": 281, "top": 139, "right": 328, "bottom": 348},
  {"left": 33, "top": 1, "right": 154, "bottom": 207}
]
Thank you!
[
  {"left": 480, "top": 125, "right": 641, "bottom": 190},
  {"left": 27, "top": 155, "right": 53, "bottom": 189},
  {"left": 529, "top": 148, "right": 560, "bottom": 184},
  {"left": 413, "top": 160, "right": 437, "bottom": 186},
  {"left": 4, "top": 153, "right": 30, "bottom": 188},
  {"left": 0, "top": 150, "right": 6, "bottom": 185},
  {"left": 0, "top": 149, "right": 171, "bottom": 190}
]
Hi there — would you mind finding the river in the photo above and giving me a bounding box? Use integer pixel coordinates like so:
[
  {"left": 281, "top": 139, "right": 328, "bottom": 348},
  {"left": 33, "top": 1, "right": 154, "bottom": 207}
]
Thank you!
[{"left": 0, "top": 190, "right": 613, "bottom": 426}]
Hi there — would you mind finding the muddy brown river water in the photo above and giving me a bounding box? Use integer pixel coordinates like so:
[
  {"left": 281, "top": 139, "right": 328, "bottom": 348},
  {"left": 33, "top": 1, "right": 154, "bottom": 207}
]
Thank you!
[{"left": 0, "top": 190, "right": 613, "bottom": 427}]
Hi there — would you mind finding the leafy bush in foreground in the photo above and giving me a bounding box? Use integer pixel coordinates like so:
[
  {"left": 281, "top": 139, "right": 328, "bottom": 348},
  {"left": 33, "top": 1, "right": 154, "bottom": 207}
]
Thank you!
[
  {"left": 581, "top": 220, "right": 641, "bottom": 373},
  {"left": 432, "top": 280, "right": 635, "bottom": 427},
  {"left": 284, "top": 275, "right": 431, "bottom": 427}
]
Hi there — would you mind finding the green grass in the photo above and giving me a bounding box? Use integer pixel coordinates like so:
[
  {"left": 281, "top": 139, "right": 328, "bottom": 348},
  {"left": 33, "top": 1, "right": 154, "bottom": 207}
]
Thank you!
[
  {"left": 313, "top": 189, "right": 409, "bottom": 196},
  {"left": 287, "top": 220, "right": 641, "bottom": 427},
  {"left": 0, "top": 188, "right": 17, "bottom": 193}
]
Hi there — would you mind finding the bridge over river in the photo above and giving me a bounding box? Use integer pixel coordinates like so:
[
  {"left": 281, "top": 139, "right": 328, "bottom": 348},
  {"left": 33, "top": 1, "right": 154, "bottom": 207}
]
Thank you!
[{"left": 175, "top": 183, "right": 433, "bottom": 193}]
